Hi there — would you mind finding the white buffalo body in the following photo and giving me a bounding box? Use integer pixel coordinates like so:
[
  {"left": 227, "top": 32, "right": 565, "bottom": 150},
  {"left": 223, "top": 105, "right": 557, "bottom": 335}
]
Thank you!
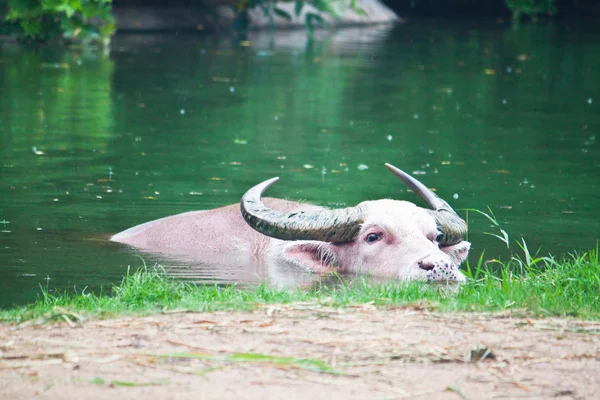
[{"left": 111, "top": 164, "right": 471, "bottom": 283}]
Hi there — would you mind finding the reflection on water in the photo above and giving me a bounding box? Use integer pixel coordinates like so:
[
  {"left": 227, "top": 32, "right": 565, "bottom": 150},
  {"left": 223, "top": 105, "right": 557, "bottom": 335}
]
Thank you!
[
  {"left": 130, "top": 247, "right": 396, "bottom": 292},
  {"left": 147, "top": 250, "right": 326, "bottom": 290},
  {"left": 1, "top": 20, "right": 599, "bottom": 307}
]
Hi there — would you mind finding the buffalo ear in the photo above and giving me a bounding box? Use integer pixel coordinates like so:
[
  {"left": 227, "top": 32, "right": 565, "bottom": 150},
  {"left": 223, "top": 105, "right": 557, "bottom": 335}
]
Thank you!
[
  {"left": 282, "top": 242, "right": 338, "bottom": 273},
  {"left": 440, "top": 241, "right": 471, "bottom": 265}
]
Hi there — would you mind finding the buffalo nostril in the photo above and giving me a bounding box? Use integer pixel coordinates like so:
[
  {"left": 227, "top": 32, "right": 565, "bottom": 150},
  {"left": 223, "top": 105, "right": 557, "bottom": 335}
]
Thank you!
[{"left": 418, "top": 261, "right": 435, "bottom": 271}]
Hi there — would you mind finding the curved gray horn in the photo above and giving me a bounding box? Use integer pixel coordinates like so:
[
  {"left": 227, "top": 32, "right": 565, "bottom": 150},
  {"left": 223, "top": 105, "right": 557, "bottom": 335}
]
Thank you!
[
  {"left": 240, "top": 178, "right": 365, "bottom": 242},
  {"left": 384, "top": 163, "right": 467, "bottom": 245}
]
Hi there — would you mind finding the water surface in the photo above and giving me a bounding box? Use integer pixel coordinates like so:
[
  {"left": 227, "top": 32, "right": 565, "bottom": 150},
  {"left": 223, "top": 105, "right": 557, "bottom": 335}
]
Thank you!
[{"left": 1, "top": 19, "right": 599, "bottom": 307}]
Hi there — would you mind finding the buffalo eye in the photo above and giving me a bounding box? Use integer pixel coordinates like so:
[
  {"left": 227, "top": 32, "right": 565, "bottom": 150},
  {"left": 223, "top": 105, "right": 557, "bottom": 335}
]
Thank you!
[
  {"left": 435, "top": 232, "right": 444, "bottom": 243},
  {"left": 365, "top": 233, "right": 381, "bottom": 244}
]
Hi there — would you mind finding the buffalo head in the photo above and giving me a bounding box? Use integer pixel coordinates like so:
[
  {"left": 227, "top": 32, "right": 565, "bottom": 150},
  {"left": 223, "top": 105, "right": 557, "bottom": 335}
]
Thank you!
[{"left": 240, "top": 163, "right": 471, "bottom": 283}]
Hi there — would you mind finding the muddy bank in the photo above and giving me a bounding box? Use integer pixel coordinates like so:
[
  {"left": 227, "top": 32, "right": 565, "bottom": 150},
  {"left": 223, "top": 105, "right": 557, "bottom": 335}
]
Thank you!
[{"left": 1, "top": 306, "right": 599, "bottom": 399}]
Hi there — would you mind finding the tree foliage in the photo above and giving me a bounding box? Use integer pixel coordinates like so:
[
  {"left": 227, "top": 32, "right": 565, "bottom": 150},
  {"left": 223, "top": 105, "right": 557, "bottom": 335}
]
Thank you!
[
  {"left": 2, "top": 0, "right": 115, "bottom": 43},
  {"left": 0, "top": 0, "right": 585, "bottom": 44},
  {"left": 504, "top": 0, "right": 557, "bottom": 21}
]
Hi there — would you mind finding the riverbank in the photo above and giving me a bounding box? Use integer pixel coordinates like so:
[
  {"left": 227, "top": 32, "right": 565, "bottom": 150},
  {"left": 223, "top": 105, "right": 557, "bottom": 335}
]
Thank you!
[
  {"left": 112, "top": 0, "right": 400, "bottom": 33},
  {"left": 2, "top": 307, "right": 599, "bottom": 399},
  {"left": 1, "top": 249, "right": 599, "bottom": 398}
]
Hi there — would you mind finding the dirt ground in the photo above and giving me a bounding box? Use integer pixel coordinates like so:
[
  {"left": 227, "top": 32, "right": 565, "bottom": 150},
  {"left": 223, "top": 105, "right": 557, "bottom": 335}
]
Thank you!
[{"left": 1, "top": 304, "right": 599, "bottom": 400}]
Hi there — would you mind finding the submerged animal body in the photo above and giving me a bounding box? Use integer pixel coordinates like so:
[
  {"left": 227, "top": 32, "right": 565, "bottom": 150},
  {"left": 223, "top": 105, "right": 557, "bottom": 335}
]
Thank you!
[{"left": 111, "top": 164, "right": 471, "bottom": 283}]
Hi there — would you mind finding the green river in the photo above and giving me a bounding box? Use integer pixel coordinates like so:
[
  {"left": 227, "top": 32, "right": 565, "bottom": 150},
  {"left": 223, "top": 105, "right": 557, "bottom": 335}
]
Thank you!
[{"left": 1, "top": 19, "right": 599, "bottom": 307}]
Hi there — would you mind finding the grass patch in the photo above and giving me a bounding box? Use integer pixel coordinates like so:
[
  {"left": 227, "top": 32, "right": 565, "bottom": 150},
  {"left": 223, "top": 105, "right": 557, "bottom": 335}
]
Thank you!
[
  {"left": 157, "top": 352, "right": 339, "bottom": 374},
  {"left": 0, "top": 244, "right": 599, "bottom": 323},
  {"left": 89, "top": 377, "right": 170, "bottom": 387}
]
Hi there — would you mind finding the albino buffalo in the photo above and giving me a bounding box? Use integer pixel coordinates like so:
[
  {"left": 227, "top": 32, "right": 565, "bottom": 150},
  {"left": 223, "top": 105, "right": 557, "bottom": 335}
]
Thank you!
[{"left": 111, "top": 163, "right": 471, "bottom": 283}]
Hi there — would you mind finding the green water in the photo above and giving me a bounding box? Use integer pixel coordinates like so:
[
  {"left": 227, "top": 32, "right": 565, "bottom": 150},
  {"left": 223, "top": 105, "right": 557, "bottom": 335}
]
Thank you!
[{"left": 1, "top": 20, "right": 599, "bottom": 307}]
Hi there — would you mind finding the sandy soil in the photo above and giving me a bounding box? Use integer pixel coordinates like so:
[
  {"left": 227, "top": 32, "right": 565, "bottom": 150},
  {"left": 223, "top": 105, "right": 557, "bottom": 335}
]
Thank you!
[{"left": 1, "top": 304, "right": 599, "bottom": 400}]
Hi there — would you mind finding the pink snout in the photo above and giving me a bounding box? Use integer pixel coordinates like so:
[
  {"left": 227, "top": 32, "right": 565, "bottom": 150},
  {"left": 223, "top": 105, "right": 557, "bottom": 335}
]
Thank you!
[{"left": 417, "top": 254, "right": 466, "bottom": 283}]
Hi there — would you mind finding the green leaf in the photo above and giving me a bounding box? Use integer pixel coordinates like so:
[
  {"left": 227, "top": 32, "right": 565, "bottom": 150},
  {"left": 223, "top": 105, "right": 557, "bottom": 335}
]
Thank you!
[
  {"left": 311, "top": 0, "right": 332, "bottom": 13},
  {"left": 98, "top": 20, "right": 116, "bottom": 38},
  {"left": 305, "top": 12, "right": 325, "bottom": 32},
  {"left": 259, "top": 4, "right": 270, "bottom": 17},
  {"left": 89, "top": 377, "right": 105, "bottom": 385},
  {"left": 295, "top": 0, "right": 304, "bottom": 16},
  {"left": 20, "top": 19, "right": 41, "bottom": 37},
  {"left": 352, "top": 7, "right": 368, "bottom": 17},
  {"left": 273, "top": 7, "right": 292, "bottom": 21},
  {"left": 56, "top": 4, "right": 77, "bottom": 18}
]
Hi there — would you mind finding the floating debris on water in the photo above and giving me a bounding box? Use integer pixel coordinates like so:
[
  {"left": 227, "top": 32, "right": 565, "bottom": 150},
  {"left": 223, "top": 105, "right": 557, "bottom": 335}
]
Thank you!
[
  {"left": 357, "top": 164, "right": 369, "bottom": 171},
  {"left": 387, "top": 135, "right": 393, "bottom": 141},
  {"left": 584, "top": 135, "right": 596, "bottom": 146},
  {"left": 453, "top": 193, "right": 459, "bottom": 199},
  {"left": 32, "top": 147, "right": 45, "bottom": 155},
  {"left": 303, "top": 164, "right": 314, "bottom": 169},
  {"left": 41, "top": 63, "right": 69, "bottom": 69},
  {"left": 437, "top": 87, "right": 453, "bottom": 94},
  {"left": 234, "top": 139, "right": 248, "bottom": 145}
]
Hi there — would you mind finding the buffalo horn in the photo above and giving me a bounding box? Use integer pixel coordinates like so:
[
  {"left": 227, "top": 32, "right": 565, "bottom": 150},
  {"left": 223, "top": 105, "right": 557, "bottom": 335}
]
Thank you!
[
  {"left": 240, "top": 178, "right": 365, "bottom": 242},
  {"left": 384, "top": 163, "right": 467, "bottom": 245}
]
